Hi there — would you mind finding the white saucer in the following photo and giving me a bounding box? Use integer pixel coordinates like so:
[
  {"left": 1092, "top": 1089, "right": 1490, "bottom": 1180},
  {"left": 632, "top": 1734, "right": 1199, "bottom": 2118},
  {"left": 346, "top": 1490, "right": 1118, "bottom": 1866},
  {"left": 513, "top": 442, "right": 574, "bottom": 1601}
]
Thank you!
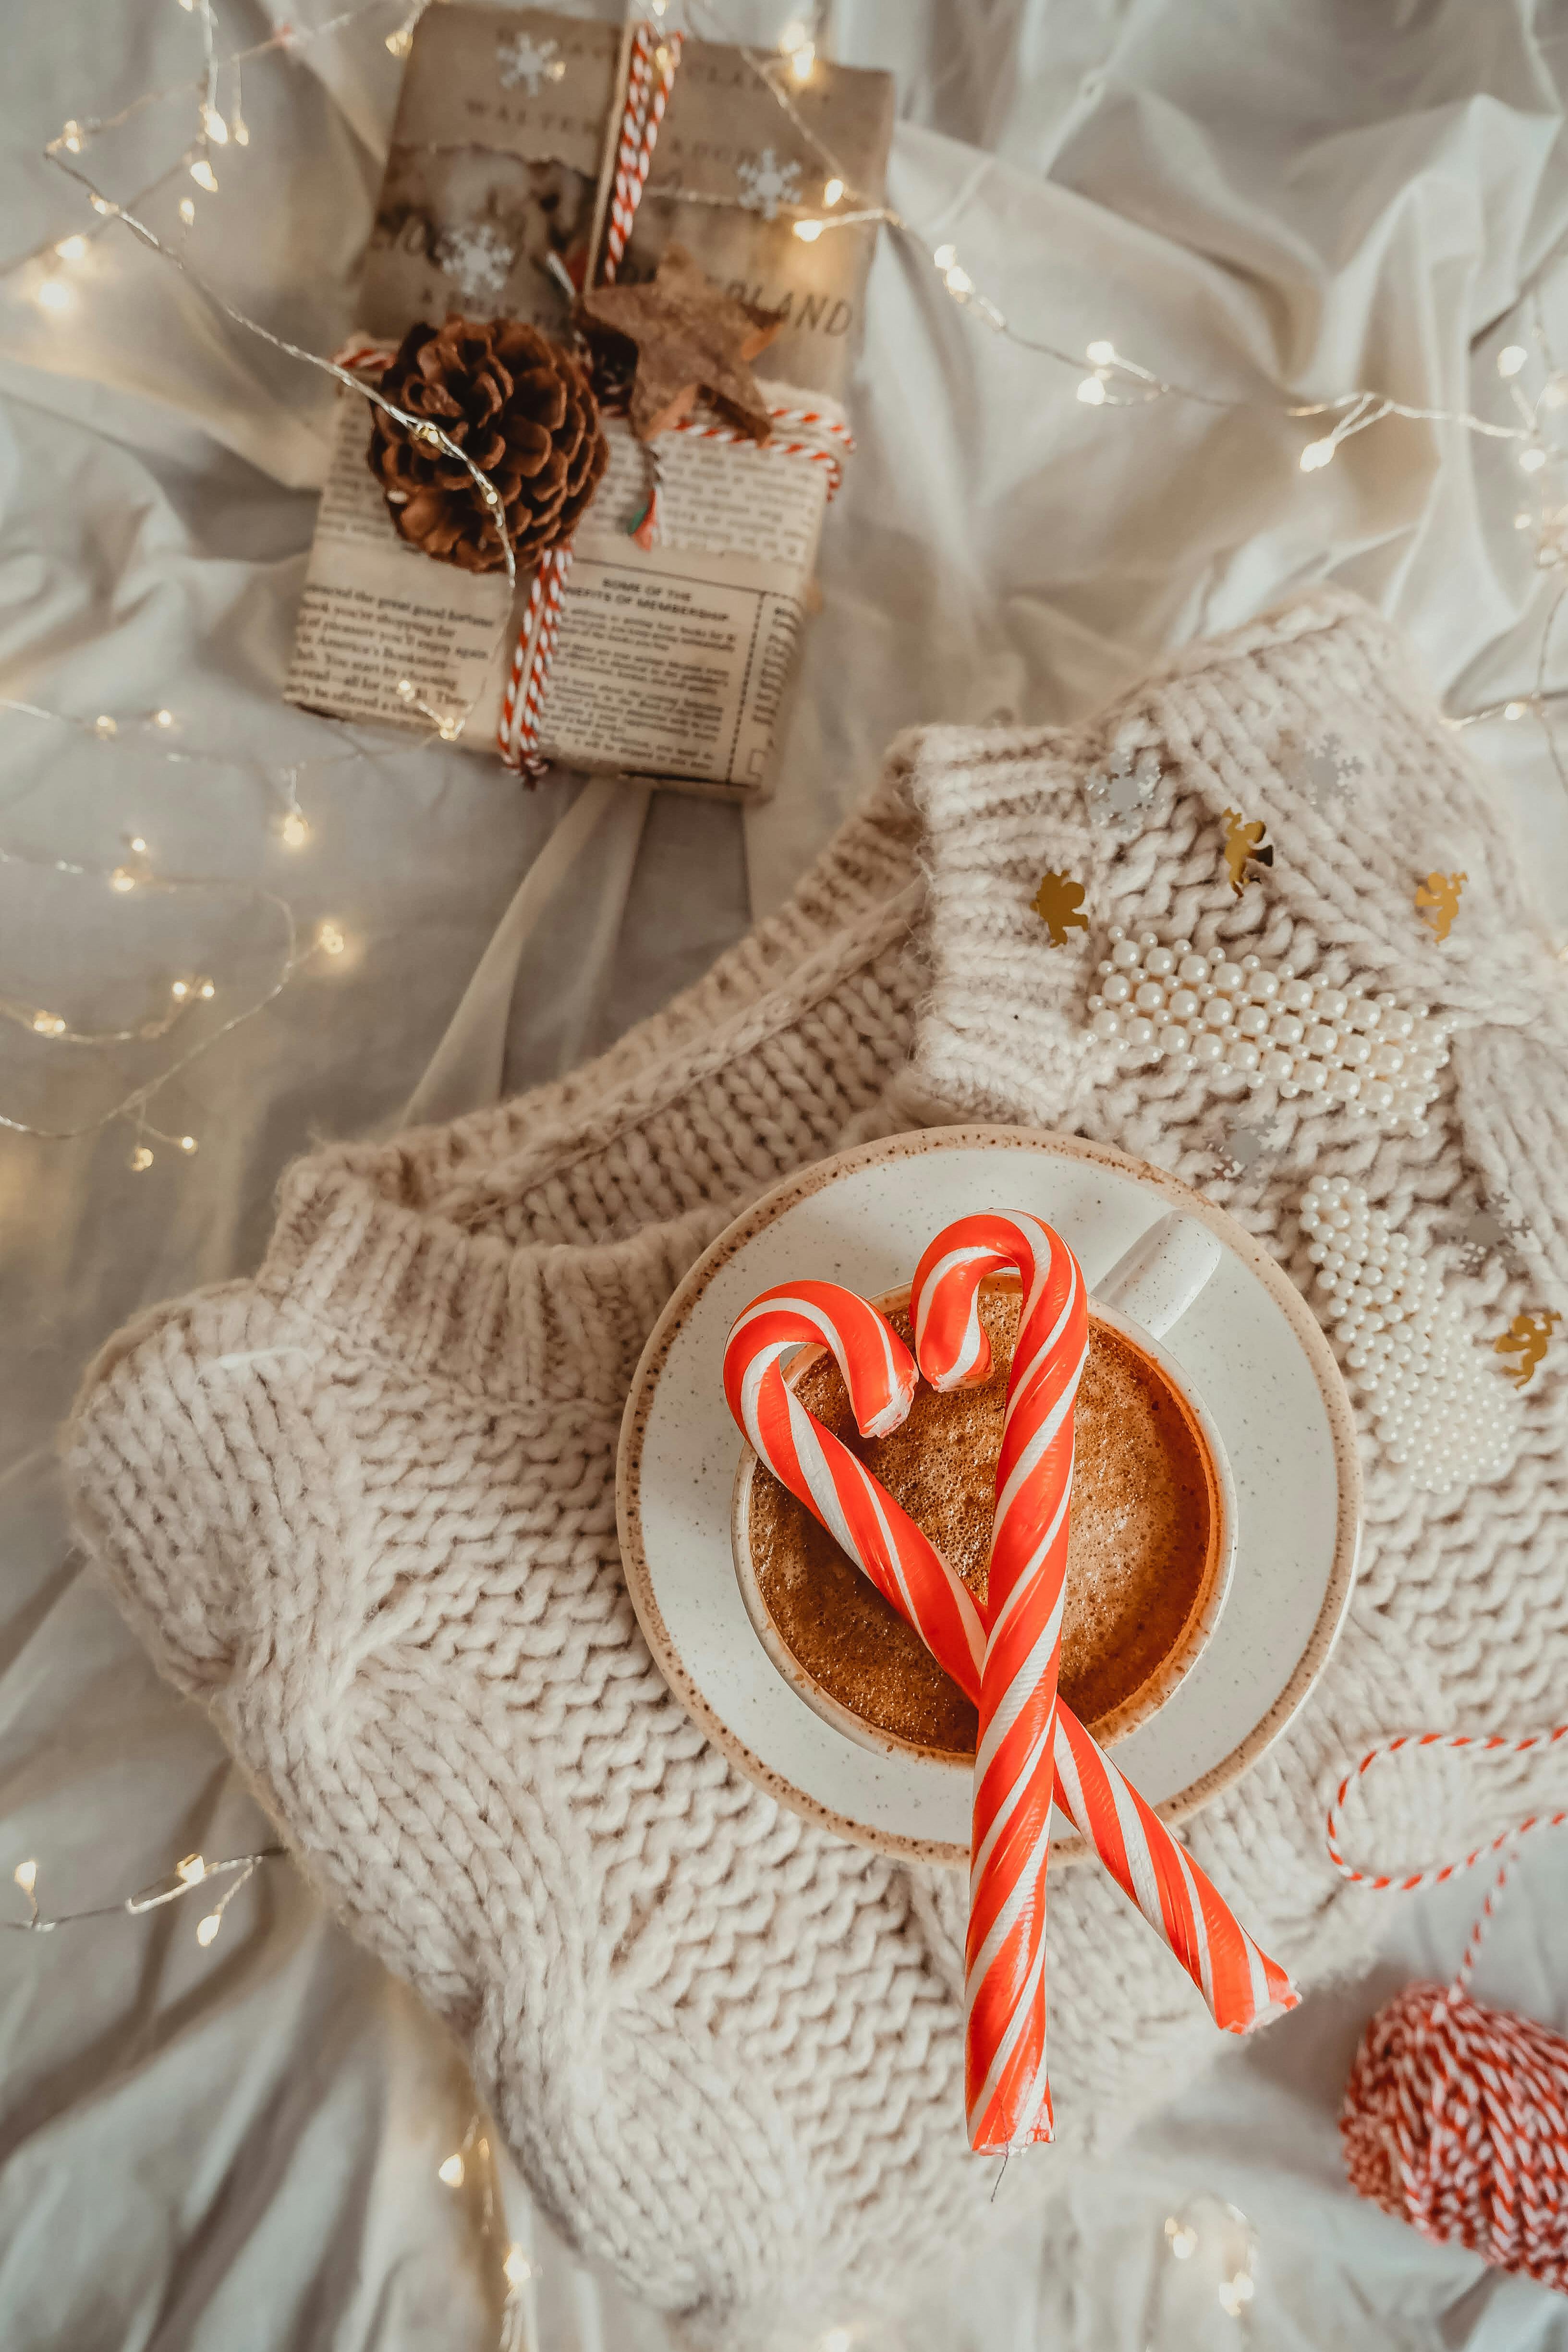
[{"left": 617, "top": 1128, "right": 1361, "bottom": 1865}]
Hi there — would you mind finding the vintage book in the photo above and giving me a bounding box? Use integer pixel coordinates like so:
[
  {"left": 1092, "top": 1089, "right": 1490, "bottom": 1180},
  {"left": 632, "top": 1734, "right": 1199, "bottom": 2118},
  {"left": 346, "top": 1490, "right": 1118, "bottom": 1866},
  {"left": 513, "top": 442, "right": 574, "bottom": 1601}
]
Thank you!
[{"left": 284, "top": 5, "right": 894, "bottom": 800}]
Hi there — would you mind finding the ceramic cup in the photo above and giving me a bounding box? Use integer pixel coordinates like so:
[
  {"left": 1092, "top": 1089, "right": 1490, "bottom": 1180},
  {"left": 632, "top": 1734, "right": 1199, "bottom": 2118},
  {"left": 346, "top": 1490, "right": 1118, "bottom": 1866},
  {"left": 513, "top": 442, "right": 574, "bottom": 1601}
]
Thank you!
[{"left": 730, "top": 1212, "right": 1237, "bottom": 1769}]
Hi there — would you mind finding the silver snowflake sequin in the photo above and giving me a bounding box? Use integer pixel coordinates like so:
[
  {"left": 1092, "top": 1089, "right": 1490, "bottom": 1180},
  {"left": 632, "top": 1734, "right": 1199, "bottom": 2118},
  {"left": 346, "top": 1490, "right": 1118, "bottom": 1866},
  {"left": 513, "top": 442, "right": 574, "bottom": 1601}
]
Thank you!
[
  {"left": 434, "top": 223, "right": 516, "bottom": 303},
  {"left": 497, "top": 30, "right": 565, "bottom": 93},
  {"left": 1453, "top": 1201, "right": 1531, "bottom": 1272},
  {"left": 736, "top": 147, "right": 802, "bottom": 222},
  {"left": 1085, "top": 745, "right": 1162, "bottom": 837},
  {"left": 1218, "top": 1115, "right": 1276, "bottom": 1176},
  {"left": 1299, "top": 731, "right": 1363, "bottom": 813}
]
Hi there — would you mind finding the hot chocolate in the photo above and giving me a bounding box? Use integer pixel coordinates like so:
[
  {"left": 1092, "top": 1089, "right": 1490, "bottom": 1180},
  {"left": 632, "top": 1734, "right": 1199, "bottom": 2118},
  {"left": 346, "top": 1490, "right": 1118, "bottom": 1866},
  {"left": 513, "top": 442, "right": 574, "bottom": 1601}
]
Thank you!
[{"left": 744, "top": 1282, "right": 1219, "bottom": 1757}]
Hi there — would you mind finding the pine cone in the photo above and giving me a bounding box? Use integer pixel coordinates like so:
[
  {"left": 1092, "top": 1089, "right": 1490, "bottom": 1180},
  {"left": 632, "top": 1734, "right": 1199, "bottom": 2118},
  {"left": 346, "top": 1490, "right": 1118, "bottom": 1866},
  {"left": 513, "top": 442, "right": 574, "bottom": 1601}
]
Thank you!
[{"left": 368, "top": 316, "right": 607, "bottom": 575}]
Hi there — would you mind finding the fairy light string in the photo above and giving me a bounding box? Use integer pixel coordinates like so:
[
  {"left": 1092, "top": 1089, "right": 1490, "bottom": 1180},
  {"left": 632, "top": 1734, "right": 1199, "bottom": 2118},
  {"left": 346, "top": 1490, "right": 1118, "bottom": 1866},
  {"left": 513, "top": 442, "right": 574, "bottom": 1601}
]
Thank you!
[
  {"left": 4, "top": 10, "right": 1567, "bottom": 2340},
  {"left": 4, "top": 0, "right": 1566, "bottom": 1155},
  {"left": 7, "top": 1845, "right": 281, "bottom": 1943}
]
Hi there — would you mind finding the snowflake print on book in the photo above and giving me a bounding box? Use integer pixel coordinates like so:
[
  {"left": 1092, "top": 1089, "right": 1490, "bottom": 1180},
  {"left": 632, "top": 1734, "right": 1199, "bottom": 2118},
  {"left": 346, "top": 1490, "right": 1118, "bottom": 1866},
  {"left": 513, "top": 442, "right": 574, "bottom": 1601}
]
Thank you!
[
  {"left": 435, "top": 224, "right": 516, "bottom": 304},
  {"left": 736, "top": 148, "right": 802, "bottom": 222},
  {"left": 497, "top": 29, "right": 565, "bottom": 93},
  {"left": 1085, "top": 745, "right": 1162, "bottom": 838}
]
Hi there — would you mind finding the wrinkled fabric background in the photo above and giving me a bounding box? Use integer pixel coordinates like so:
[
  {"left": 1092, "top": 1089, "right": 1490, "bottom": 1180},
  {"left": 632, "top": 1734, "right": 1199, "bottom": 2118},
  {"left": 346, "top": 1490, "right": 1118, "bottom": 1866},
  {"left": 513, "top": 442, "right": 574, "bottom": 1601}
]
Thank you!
[{"left": 4, "top": 3, "right": 1568, "bottom": 2347}]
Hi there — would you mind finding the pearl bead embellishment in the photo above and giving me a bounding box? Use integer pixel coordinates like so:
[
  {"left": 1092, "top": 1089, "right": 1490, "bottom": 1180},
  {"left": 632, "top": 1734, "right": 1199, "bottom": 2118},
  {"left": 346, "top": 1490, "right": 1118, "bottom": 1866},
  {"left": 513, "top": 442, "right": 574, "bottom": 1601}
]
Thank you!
[
  {"left": 1301, "top": 1178, "right": 1515, "bottom": 1491},
  {"left": 1084, "top": 929, "right": 1451, "bottom": 1134}
]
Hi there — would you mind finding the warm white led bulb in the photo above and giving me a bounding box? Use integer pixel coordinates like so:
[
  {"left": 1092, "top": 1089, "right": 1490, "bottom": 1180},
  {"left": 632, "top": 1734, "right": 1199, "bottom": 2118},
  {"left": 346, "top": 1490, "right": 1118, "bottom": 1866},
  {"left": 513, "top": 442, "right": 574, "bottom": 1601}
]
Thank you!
[
  {"left": 932, "top": 243, "right": 956, "bottom": 271},
  {"left": 189, "top": 158, "right": 219, "bottom": 193},
  {"left": 280, "top": 810, "right": 311, "bottom": 847},
  {"left": 793, "top": 219, "right": 823, "bottom": 243},
  {"left": 789, "top": 40, "right": 815, "bottom": 79},
  {"left": 944, "top": 264, "right": 972, "bottom": 295},
  {"left": 1077, "top": 375, "right": 1107, "bottom": 406},
  {"left": 438, "top": 2154, "right": 465, "bottom": 2187},
  {"left": 1300, "top": 437, "right": 1336, "bottom": 471},
  {"left": 1497, "top": 344, "right": 1528, "bottom": 378},
  {"left": 152, "top": 707, "right": 175, "bottom": 728},
  {"left": 202, "top": 105, "right": 229, "bottom": 145},
  {"left": 1504, "top": 701, "right": 1527, "bottom": 720},
  {"left": 195, "top": 1912, "right": 221, "bottom": 1945},
  {"left": 318, "top": 921, "right": 346, "bottom": 957},
  {"left": 823, "top": 177, "right": 844, "bottom": 206},
  {"left": 1520, "top": 445, "right": 1547, "bottom": 473},
  {"left": 55, "top": 235, "right": 87, "bottom": 263},
  {"left": 178, "top": 1135, "right": 198, "bottom": 1154},
  {"left": 1086, "top": 339, "right": 1116, "bottom": 365},
  {"left": 37, "top": 277, "right": 73, "bottom": 314},
  {"left": 179, "top": 196, "right": 196, "bottom": 226},
  {"left": 502, "top": 2247, "right": 533, "bottom": 2287},
  {"left": 110, "top": 868, "right": 137, "bottom": 894},
  {"left": 13, "top": 1860, "right": 37, "bottom": 1893},
  {"left": 176, "top": 1854, "right": 207, "bottom": 1884},
  {"left": 130, "top": 1145, "right": 154, "bottom": 1171}
]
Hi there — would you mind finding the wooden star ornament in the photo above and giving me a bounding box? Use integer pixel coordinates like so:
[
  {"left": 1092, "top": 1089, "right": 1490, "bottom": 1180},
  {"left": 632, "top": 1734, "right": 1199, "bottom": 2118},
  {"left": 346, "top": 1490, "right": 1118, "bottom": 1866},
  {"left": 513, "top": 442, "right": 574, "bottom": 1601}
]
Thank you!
[{"left": 575, "top": 243, "right": 784, "bottom": 443}]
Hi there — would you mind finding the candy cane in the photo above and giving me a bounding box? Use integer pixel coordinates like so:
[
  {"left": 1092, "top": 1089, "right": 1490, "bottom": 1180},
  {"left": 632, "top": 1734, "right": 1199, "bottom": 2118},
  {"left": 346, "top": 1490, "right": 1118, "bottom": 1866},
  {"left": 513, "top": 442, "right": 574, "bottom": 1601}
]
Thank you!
[
  {"left": 908, "top": 1213, "right": 1087, "bottom": 2148},
  {"left": 724, "top": 1277, "right": 1296, "bottom": 2146},
  {"left": 724, "top": 1285, "right": 984, "bottom": 1692}
]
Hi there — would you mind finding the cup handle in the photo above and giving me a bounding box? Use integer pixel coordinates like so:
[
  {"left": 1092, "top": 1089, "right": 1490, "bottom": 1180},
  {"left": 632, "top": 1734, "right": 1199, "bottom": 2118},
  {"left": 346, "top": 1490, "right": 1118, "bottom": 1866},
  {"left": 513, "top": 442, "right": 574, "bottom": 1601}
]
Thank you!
[{"left": 1094, "top": 1212, "right": 1223, "bottom": 1341}]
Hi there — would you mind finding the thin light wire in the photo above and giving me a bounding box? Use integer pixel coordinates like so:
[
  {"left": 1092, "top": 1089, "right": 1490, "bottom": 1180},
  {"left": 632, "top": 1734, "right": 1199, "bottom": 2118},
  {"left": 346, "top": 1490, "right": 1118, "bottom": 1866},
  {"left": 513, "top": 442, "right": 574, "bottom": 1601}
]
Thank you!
[
  {"left": 0, "top": 836, "right": 315, "bottom": 1143},
  {"left": 7, "top": 0, "right": 1567, "bottom": 1163},
  {"left": 685, "top": 0, "right": 1554, "bottom": 458},
  {"left": 4, "top": 1847, "right": 281, "bottom": 1934},
  {"left": 42, "top": 170, "right": 521, "bottom": 613},
  {"left": 1, "top": 1, "right": 398, "bottom": 279}
]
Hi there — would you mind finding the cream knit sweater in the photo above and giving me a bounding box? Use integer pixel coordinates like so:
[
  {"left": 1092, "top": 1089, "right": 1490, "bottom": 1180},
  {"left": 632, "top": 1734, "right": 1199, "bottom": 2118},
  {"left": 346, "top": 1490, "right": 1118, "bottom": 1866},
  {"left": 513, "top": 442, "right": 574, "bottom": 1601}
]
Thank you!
[{"left": 68, "top": 591, "right": 1568, "bottom": 2348}]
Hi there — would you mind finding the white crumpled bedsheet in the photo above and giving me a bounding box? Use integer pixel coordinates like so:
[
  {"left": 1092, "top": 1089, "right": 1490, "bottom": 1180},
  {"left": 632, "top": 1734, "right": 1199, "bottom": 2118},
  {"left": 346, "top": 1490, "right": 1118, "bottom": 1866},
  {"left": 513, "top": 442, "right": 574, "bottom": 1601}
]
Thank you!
[{"left": 4, "top": 3, "right": 1568, "bottom": 2346}]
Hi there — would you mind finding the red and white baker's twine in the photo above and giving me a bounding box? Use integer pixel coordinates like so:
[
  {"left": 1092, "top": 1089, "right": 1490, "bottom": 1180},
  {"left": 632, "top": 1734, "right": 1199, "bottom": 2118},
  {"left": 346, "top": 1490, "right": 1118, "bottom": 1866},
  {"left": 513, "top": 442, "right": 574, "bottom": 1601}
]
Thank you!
[
  {"left": 498, "top": 546, "right": 572, "bottom": 775},
  {"left": 500, "top": 24, "right": 853, "bottom": 764},
  {"left": 627, "top": 399, "right": 853, "bottom": 550},
  {"left": 1327, "top": 1726, "right": 1568, "bottom": 1892},
  {"left": 723, "top": 1264, "right": 1295, "bottom": 2156},
  {"left": 600, "top": 21, "right": 682, "bottom": 286},
  {"left": 1332, "top": 1727, "right": 1568, "bottom": 2291}
]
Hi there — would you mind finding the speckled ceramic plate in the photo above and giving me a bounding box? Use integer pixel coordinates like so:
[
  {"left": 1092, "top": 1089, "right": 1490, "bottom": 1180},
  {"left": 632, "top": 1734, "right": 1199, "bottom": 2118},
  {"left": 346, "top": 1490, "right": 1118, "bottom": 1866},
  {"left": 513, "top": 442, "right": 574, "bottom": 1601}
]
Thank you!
[{"left": 616, "top": 1128, "right": 1361, "bottom": 1865}]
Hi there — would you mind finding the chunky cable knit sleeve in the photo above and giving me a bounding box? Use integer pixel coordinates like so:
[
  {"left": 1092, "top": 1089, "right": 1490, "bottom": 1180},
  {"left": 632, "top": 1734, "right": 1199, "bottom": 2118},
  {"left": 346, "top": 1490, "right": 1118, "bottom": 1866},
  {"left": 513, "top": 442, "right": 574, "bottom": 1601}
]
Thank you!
[{"left": 68, "top": 591, "right": 1568, "bottom": 2346}]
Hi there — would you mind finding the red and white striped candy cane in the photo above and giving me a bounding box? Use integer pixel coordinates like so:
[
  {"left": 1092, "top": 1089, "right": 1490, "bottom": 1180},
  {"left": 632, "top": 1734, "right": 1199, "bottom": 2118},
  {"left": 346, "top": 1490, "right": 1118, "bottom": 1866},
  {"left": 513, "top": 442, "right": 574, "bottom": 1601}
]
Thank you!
[
  {"left": 911, "top": 1212, "right": 1087, "bottom": 2148},
  {"left": 724, "top": 1285, "right": 985, "bottom": 1692},
  {"left": 724, "top": 1275, "right": 1296, "bottom": 2149}
]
